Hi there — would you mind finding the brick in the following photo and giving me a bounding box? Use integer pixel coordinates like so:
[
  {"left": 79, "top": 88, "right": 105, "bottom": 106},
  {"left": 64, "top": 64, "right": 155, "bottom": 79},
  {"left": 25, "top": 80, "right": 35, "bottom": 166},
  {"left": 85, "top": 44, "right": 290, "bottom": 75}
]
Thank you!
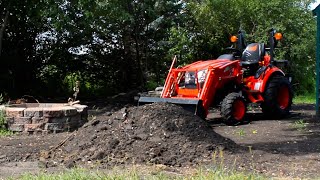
[
  {"left": 5, "top": 117, "right": 14, "bottom": 125},
  {"left": 61, "top": 107, "right": 77, "bottom": 116},
  {"left": 8, "top": 124, "right": 24, "bottom": 132},
  {"left": 68, "top": 114, "right": 81, "bottom": 123},
  {"left": 31, "top": 117, "right": 48, "bottom": 124},
  {"left": 39, "top": 103, "right": 64, "bottom": 108},
  {"left": 22, "top": 130, "right": 43, "bottom": 135},
  {"left": 47, "top": 117, "right": 70, "bottom": 123},
  {"left": 24, "top": 123, "right": 45, "bottom": 131},
  {"left": 72, "top": 104, "right": 88, "bottom": 113},
  {"left": 45, "top": 123, "right": 64, "bottom": 131},
  {"left": 43, "top": 107, "right": 63, "bottom": 117},
  {"left": 5, "top": 107, "right": 25, "bottom": 117},
  {"left": 24, "top": 108, "right": 43, "bottom": 117},
  {"left": 14, "top": 117, "right": 31, "bottom": 124},
  {"left": 24, "top": 103, "right": 39, "bottom": 108}
]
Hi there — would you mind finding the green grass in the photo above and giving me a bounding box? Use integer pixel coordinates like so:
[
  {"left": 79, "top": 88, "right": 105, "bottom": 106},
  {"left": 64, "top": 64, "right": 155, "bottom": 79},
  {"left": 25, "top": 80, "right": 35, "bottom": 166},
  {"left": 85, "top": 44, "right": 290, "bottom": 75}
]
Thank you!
[
  {"left": 0, "top": 128, "right": 13, "bottom": 136},
  {"left": 14, "top": 167, "right": 266, "bottom": 180},
  {"left": 237, "top": 129, "right": 246, "bottom": 137},
  {"left": 291, "top": 119, "right": 308, "bottom": 131},
  {"left": 293, "top": 93, "right": 316, "bottom": 104}
]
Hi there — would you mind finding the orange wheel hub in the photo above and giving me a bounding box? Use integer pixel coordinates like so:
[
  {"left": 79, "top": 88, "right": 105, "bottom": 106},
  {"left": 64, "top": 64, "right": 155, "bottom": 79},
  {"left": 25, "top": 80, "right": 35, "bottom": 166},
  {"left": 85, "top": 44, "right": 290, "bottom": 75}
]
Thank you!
[
  {"left": 277, "top": 86, "right": 290, "bottom": 109},
  {"left": 232, "top": 99, "right": 246, "bottom": 121}
]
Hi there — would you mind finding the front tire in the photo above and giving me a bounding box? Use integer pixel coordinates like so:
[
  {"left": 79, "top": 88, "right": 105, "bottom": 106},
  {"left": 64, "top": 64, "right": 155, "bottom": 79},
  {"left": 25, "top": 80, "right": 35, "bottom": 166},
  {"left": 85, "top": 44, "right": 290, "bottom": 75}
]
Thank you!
[
  {"left": 261, "top": 76, "right": 293, "bottom": 118},
  {"left": 221, "top": 93, "right": 247, "bottom": 125}
]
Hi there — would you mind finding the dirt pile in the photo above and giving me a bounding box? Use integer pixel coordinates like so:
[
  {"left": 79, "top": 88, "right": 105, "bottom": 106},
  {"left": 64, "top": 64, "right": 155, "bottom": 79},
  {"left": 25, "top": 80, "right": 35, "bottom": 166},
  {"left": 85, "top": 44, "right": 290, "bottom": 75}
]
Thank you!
[{"left": 45, "top": 103, "right": 241, "bottom": 167}]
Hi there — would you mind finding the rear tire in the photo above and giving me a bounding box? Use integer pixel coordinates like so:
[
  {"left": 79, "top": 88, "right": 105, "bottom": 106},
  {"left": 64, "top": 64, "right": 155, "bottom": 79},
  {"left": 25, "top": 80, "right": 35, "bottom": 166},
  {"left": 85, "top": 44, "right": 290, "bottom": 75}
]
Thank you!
[
  {"left": 261, "top": 76, "right": 293, "bottom": 118},
  {"left": 221, "top": 93, "right": 247, "bottom": 125}
]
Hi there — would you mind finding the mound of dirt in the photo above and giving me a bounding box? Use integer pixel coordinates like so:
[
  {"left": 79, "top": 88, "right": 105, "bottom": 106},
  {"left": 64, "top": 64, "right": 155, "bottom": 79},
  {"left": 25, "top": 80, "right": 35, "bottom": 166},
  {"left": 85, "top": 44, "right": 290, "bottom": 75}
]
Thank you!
[{"left": 44, "top": 103, "right": 241, "bottom": 167}]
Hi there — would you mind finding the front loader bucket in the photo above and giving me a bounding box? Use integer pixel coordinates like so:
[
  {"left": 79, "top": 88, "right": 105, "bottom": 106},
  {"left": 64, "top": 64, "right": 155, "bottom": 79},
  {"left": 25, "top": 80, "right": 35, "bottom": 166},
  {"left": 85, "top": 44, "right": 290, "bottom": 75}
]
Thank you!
[{"left": 138, "top": 97, "right": 206, "bottom": 118}]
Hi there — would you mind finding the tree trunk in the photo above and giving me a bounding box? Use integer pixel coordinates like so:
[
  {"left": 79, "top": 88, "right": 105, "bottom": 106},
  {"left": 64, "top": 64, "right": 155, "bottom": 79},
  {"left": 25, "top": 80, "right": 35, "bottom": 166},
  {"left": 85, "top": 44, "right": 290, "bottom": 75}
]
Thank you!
[{"left": 0, "top": 10, "right": 9, "bottom": 57}]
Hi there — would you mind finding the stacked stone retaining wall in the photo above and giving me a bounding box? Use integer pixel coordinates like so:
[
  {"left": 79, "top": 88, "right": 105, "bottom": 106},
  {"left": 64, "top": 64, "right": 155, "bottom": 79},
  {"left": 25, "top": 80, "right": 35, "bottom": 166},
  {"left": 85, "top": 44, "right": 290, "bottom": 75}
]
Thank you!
[{"left": 1, "top": 103, "right": 88, "bottom": 134}]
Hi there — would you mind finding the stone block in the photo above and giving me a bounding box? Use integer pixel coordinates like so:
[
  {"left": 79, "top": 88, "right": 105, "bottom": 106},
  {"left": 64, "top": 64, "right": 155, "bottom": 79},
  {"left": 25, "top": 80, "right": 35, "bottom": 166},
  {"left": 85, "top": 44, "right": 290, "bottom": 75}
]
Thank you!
[
  {"left": 72, "top": 104, "right": 88, "bottom": 112},
  {"left": 43, "top": 107, "right": 63, "bottom": 117},
  {"left": 47, "top": 116, "right": 70, "bottom": 123},
  {"left": 8, "top": 124, "right": 24, "bottom": 132},
  {"left": 45, "top": 123, "right": 64, "bottom": 131},
  {"left": 5, "top": 117, "right": 14, "bottom": 125},
  {"left": 24, "top": 108, "right": 43, "bottom": 117},
  {"left": 39, "top": 103, "right": 63, "bottom": 108},
  {"left": 4, "top": 103, "right": 87, "bottom": 134},
  {"left": 24, "top": 103, "right": 40, "bottom": 108},
  {"left": 5, "top": 107, "right": 25, "bottom": 117},
  {"left": 22, "top": 129, "right": 43, "bottom": 135},
  {"left": 68, "top": 114, "right": 81, "bottom": 123},
  {"left": 14, "top": 117, "right": 31, "bottom": 124},
  {"left": 31, "top": 117, "right": 48, "bottom": 124},
  {"left": 61, "top": 107, "right": 77, "bottom": 116},
  {"left": 24, "top": 123, "right": 45, "bottom": 131}
]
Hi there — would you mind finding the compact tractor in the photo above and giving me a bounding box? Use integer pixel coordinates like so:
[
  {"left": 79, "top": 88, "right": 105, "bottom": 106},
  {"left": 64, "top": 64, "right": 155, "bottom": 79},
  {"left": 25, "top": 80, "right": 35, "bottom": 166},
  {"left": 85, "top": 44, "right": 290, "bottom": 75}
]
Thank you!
[{"left": 139, "top": 29, "right": 293, "bottom": 125}]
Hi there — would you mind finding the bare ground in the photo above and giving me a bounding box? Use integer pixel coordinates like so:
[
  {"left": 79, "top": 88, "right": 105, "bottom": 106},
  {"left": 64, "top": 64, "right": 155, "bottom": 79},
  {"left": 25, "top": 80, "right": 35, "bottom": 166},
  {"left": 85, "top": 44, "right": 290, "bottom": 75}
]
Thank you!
[
  {"left": 210, "top": 104, "right": 319, "bottom": 178},
  {"left": 0, "top": 103, "right": 318, "bottom": 179}
]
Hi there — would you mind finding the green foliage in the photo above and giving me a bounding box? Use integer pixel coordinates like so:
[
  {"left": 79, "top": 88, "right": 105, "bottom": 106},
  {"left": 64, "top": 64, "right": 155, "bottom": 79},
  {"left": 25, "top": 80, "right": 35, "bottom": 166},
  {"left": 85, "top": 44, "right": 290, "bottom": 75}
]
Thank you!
[
  {"left": 63, "top": 71, "right": 114, "bottom": 98},
  {"left": 0, "top": 109, "right": 12, "bottom": 136},
  {"left": 146, "top": 80, "right": 158, "bottom": 91},
  {"left": 0, "top": 94, "right": 12, "bottom": 136},
  {"left": 63, "top": 72, "right": 82, "bottom": 94},
  {"left": 0, "top": 0, "right": 317, "bottom": 98},
  {"left": 293, "top": 92, "right": 316, "bottom": 104},
  {"left": 0, "top": 110, "right": 6, "bottom": 129},
  {"left": 0, "top": 129, "right": 13, "bottom": 136}
]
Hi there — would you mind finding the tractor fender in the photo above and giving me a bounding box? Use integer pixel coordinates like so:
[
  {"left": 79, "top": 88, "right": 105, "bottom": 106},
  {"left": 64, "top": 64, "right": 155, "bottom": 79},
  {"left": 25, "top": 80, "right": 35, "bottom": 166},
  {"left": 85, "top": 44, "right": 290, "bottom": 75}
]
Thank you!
[{"left": 260, "top": 66, "right": 285, "bottom": 92}]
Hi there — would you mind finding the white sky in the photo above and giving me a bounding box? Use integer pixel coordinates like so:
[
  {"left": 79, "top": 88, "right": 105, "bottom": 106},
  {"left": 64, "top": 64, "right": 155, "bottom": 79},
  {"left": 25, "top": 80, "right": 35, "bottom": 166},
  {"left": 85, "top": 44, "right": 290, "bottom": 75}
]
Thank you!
[{"left": 311, "top": 1, "right": 320, "bottom": 9}]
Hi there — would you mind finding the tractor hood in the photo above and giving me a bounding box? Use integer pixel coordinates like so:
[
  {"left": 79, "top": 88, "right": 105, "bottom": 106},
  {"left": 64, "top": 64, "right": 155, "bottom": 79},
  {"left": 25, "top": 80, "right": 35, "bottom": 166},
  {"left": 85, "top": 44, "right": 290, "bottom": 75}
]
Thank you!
[{"left": 181, "top": 59, "right": 236, "bottom": 71}]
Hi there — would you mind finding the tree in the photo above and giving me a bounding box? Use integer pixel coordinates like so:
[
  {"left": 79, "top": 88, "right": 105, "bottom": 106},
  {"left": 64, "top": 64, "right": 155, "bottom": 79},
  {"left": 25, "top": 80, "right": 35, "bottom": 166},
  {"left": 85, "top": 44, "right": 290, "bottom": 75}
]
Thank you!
[
  {"left": 0, "top": 0, "right": 316, "bottom": 99},
  {"left": 0, "top": 2, "right": 9, "bottom": 57}
]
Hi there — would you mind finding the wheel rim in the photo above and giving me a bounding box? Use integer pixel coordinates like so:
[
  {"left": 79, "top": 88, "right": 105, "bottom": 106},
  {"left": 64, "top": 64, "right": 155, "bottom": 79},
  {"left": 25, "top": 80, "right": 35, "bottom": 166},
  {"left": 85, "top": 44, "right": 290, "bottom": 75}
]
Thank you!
[
  {"left": 232, "top": 99, "right": 246, "bottom": 121},
  {"left": 277, "top": 86, "right": 290, "bottom": 109}
]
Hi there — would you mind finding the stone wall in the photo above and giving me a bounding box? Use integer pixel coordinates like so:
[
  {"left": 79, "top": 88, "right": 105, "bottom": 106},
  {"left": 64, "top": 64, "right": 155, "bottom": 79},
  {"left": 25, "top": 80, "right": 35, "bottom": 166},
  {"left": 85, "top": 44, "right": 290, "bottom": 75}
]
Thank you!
[{"left": 2, "top": 103, "right": 88, "bottom": 134}]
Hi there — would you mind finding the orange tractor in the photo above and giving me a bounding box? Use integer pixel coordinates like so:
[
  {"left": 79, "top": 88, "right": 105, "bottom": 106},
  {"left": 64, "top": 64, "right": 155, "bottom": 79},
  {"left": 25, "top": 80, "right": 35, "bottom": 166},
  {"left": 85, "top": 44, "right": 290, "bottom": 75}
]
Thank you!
[{"left": 139, "top": 29, "right": 293, "bottom": 125}]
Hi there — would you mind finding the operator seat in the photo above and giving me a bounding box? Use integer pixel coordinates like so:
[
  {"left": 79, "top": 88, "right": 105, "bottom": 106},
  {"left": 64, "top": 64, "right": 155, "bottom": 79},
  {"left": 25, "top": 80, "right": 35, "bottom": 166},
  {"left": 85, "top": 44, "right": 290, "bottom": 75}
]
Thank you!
[{"left": 241, "top": 43, "right": 265, "bottom": 77}]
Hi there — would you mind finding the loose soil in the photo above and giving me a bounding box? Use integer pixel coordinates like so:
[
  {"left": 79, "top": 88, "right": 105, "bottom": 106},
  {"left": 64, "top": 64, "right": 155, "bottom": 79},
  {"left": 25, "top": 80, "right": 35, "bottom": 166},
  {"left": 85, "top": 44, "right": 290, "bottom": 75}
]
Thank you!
[
  {"left": 0, "top": 103, "right": 318, "bottom": 179},
  {"left": 43, "top": 103, "right": 241, "bottom": 168}
]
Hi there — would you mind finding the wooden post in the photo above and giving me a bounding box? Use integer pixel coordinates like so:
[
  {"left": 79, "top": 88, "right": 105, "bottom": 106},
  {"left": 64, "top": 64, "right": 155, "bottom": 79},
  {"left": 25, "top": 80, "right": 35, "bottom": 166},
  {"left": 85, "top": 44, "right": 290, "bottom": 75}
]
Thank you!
[{"left": 313, "top": 5, "right": 320, "bottom": 117}]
